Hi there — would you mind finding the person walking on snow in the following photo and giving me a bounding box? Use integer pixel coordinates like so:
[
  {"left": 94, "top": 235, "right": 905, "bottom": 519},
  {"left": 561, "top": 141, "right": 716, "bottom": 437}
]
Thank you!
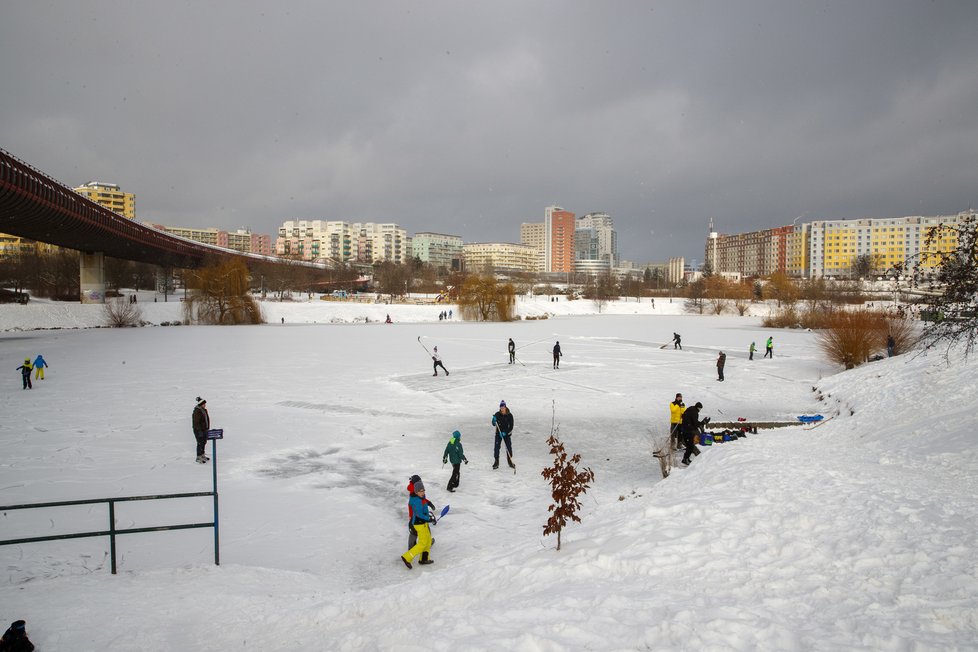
[
  {"left": 673, "top": 332, "right": 682, "bottom": 350},
  {"left": 508, "top": 338, "right": 516, "bottom": 364},
  {"left": 749, "top": 342, "right": 756, "bottom": 360},
  {"left": 16, "top": 359, "right": 32, "bottom": 390},
  {"left": 401, "top": 477, "right": 436, "bottom": 568},
  {"left": 764, "top": 336, "right": 774, "bottom": 358},
  {"left": 492, "top": 400, "right": 515, "bottom": 469},
  {"left": 887, "top": 334, "right": 895, "bottom": 357},
  {"left": 717, "top": 351, "right": 726, "bottom": 382},
  {"left": 32, "top": 354, "right": 48, "bottom": 380},
  {"left": 681, "top": 401, "right": 707, "bottom": 466},
  {"left": 192, "top": 397, "right": 211, "bottom": 464},
  {"left": 552, "top": 341, "right": 562, "bottom": 369},
  {"left": 405, "top": 475, "right": 437, "bottom": 556},
  {"left": 432, "top": 346, "right": 449, "bottom": 376},
  {"left": 669, "top": 393, "right": 686, "bottom": 451},
  {"left": 443, "top": 430, "right": 468, "bottom": 492}
]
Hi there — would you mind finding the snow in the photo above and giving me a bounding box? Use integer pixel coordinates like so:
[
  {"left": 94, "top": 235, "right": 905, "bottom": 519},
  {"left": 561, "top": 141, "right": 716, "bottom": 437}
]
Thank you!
[{"left": 1, "top": 296, "right": 976, "bottom": 650}]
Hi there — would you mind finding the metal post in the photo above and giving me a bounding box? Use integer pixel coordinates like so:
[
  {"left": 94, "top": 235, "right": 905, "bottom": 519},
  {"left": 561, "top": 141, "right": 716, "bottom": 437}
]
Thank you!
[
  {"left": 212, "top": 438, "right": 220, "bottom": 566},
  {"left": 109, "top": 500, "right": 117, "bottom": 574}
]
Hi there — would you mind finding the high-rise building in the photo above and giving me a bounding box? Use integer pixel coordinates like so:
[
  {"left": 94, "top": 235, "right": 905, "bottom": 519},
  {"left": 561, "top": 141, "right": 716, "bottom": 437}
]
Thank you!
[
  {"left": 520, "top": 222, "right": 546, "bottom": 272},
  {"left": 412, "top": 232, "right": 463, "bottom": 271},
  {"left": 705, "top": 219, "right": 792, "bottom": 278},
  {"left": 544, "top": 206, "right": 575, "bottom": 274},
  {"left": 73, "top": 181, "right": 135, "bottom": 219},
  {"left": 575, "top": 212, "right": 618, "bottom": 270}
]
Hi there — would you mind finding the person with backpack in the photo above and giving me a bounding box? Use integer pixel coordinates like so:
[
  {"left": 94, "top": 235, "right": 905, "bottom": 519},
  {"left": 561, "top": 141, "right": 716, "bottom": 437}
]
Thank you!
[
  {"left": 192, "top": 397, "right": 210, "bottom": 464},
  {"left": 401, "top": 476, "right": 436, "bottom": 569},
  {"left": 15, "top": 359, "right": 32, "bottom": 390},
  {"left": 32, "top": 354, "right": 48, "bottom": 380},
  {"left": 491, "top": 400, "right": 515, "bottom": 470},
  {"left": 442, "top": 430, "right": 468, "bottom": 492}
]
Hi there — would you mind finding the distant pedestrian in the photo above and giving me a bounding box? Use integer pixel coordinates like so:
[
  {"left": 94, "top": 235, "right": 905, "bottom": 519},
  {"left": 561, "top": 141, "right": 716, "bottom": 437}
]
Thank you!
[
  {"left": 16, "top": 359, "right": 32, "bottom": 390},
  {"left": 491, "top": 400, "right": 515, "bottom": 469},
  {"left": 673, "top": 332, "right": 682, "bottom": 350},
  {"left": 717, "top": 351, "right": 726, "bottom": 382},
  {"left": 432, "top": 346, "right": 449, "bottom": 376},
  {"left": 442, "top": 430, "right": 468, "bottom": 492},
  {"left": 749, "top": 342, "right": 756, "bottom": 360},
  {"left": 32, "top": 354, "right": 48, "bottom": 380},
  {"left": 552, "top": 341, "right": 562, "bottom": 369},
  {"left": 192, "top": 397, "right": 210, "bottom": 464},
  {"left": 508, "top": 338, "right": 516, "bottom": 364},
  {"left": 386, "top": 314, "right": 392, "bottom": 324},
  {"left": 449, "top": 309, "right": 453, "bottom": 319},
  {"left": 651, "top": 298, "right": 655, "bottom": 308},
  {"left": 764, "top": 336, "right": 773, "bottom": 358},
  {"left": 887, "top": 334, "right": 895, "bottom": 357}
]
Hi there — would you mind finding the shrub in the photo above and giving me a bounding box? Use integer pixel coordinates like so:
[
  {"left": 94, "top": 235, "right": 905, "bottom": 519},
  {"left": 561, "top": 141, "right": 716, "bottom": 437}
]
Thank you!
[
  {"left": 816, "top": 310, "right": 887, "bottom": 369},
  {"left": 183, "top": 260, "right": 264, "bottom": 325},
  {"left": 457, "top": 275, "right": 516, "bottom": 321},
  {"left": 542, "top": 426, "right": 595, "bottom": 551},
  {"left": 103, "top": 298, "right": 143, "bottom": 327}
]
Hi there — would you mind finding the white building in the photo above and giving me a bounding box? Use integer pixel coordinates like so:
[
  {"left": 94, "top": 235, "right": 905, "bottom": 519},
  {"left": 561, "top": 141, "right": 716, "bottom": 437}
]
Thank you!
[{"left": 276, "top": 220, "right": 408, "bottom": 264}]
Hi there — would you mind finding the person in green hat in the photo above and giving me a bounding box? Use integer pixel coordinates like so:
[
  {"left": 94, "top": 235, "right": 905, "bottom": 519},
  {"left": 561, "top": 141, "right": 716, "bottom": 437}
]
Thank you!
[{"left": 443, "top": 430, "right": 468, "bottom": 492}]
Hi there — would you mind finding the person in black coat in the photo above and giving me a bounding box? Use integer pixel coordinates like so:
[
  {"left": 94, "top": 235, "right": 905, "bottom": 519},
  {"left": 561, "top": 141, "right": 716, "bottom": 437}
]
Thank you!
[
  {"left": 491, "top": 400, "right": 515, "bottom": 469},
  {"left": 680, "top": 401, "right": 707, "bottom": 465},
  {"left": 192, "top": 397, "right": 210, "bottom": 464},
  {"left": 508, "top": 338, "right": 516, "bottom": 364},
  {"left": 0, "top": 620, "right": 34, "bottom": 652},
  {"left": 552, "top": 341, "right": 562, "bottom": 369},
  {"left": 717, "top": 351, "right": 726, "bottom": 382}
]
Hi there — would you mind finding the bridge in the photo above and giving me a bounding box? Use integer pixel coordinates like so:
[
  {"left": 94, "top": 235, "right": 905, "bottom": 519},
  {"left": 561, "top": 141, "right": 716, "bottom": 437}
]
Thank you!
[{"left": 0, "top": 147, "right": 306, "bottom": 302}]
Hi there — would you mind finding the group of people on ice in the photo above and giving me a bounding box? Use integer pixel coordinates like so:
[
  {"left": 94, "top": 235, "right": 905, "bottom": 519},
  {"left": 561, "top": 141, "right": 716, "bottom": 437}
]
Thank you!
[
  {"left": 400, "top": 399, "right": 516, "bottom": 569},
  {"left": 670, "top": 332, "right": 774, "bottom": 381},
  {"left": 669, "top": 392, "right": 711, "bottom": 466},
  {"left": 14, "top": 354, "right": 48, "bottom": 390}
]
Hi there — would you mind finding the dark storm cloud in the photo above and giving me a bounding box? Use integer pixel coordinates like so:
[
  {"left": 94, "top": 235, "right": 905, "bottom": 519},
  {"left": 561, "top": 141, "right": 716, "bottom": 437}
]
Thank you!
[{"left": 2, "top": 1, "right": 977, "bottom": 262}]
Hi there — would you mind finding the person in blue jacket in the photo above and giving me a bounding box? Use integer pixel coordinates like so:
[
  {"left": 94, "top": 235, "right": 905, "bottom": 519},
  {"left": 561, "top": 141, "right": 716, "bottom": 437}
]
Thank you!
[
  {"left": 32, "top": 354, "right": 48, "bottom": 380},
  {"left": 401, "top": 476, "right": 436, "bottom": 569},
  {"left": 492, "top": 400, "right": 515, "bottom": 470},
  {"left": 16, "top": 359, "right": 32, "bottom": 390}
]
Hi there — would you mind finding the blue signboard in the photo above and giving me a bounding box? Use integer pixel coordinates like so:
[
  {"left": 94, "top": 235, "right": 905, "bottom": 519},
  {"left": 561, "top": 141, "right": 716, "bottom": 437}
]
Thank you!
[{"left": 206, "top": 429, "right": 224, "bottom": 440}]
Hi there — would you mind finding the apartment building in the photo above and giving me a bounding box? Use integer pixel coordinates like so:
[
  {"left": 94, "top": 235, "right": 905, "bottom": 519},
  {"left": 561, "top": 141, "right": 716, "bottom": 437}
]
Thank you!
[
  {"left": 412, "top": 232, "right": 463, "bottom": 271},
  {"left": 462, "top": 242, "right": 541, "bottom": 274},
  {"left": 73, "top": 181, "right": 135, "bottom": 219},
  {"left": 544, "top": 206, "right": 575, "bottom": 274},
  {"left": 147, "top": 224, "right": 271, "bottom": 255},
  {"left": 575, "top": 212, "right": 618, "bottom": 269},
  {"left": 275, "top": 220, "right": 408, "bottom": 264}
]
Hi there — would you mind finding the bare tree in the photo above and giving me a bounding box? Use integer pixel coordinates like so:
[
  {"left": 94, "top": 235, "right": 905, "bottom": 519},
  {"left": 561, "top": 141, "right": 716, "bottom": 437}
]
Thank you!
[
  {"left": 103, "top": 297, "right": 143, "bottom": 327},
  {"left": 541, "top": 412, "right": 595, "bottom": 551}
]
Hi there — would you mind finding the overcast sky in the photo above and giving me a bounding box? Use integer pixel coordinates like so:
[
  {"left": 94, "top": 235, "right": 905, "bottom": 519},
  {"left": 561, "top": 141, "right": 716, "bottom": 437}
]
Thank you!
[{"left": 2, "top": 1, "right": 977, "bottom": 263}]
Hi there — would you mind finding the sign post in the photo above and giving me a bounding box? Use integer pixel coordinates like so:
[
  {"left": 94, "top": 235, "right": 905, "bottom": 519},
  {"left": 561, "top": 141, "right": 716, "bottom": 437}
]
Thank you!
[{"left": 206, "top": 428, "right": 224, "bottom": 565}]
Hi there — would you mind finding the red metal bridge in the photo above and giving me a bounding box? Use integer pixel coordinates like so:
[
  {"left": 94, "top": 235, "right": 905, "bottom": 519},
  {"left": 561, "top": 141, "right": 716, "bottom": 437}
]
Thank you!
[{"left": 0, "top": 147, "right": 260, "bottom": 269}]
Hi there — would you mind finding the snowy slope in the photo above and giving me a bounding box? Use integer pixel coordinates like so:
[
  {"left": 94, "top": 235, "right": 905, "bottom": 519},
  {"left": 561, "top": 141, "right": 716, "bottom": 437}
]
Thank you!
[{"left": 1, "top": 301, "right": 975, "bottom": 650}]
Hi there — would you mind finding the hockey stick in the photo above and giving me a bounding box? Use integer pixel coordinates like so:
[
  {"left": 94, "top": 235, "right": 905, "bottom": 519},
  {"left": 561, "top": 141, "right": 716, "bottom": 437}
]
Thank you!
[
  {"left": 417, "top": 335, "right": 432, "bottom": 356},
  {"left": 804, "top": 415, "right": 835, "bottom": 431}
]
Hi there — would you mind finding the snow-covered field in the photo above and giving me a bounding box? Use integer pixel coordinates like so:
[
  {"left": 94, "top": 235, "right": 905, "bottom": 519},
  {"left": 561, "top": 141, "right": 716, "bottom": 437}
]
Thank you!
[{"left": 1, "top": 297, "right": 975, "bottom": 650}]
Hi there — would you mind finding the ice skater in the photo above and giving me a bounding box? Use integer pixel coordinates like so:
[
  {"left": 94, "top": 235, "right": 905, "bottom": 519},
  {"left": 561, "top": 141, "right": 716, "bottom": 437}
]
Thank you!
[
  {"left": 552, "top": 341, "right": 562, "bottom": 369},
  {"left": 717, "top": 351, "right": 726, "bottom": 381},
  {"left": 401, "top": 477, "right": 436, "bottom": 568},
  {"left": 442, "top": 430, "right": 468, "bottom": 492},
  {"left": 32, "top": 354, "right": 48, "bottom": 380},
  {"left": 491, "top": 400, "right": 515, "bottom": 470},
  {"left": 508, "top": 338, "right": 516, "bottom": 364},
  {"left": 16, "top": 359, "right": 32, "bottom": 390},
  {"left": 432, "top": 346, "right": 449, "bottom": 376},
  {"left": 673, "top": 332, "right": 682, "bottom": 350},
  {"left": 764, "top": 336, "right": 773, "bottom": 358},
  {"left": 749, "top": 342, "right": 756, "bottom": 360}
]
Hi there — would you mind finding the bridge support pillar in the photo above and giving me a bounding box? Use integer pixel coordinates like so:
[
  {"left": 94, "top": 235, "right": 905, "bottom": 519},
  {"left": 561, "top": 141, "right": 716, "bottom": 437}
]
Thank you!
[{"left": 80, "top": 252, "right": 106, "bottom": 304}]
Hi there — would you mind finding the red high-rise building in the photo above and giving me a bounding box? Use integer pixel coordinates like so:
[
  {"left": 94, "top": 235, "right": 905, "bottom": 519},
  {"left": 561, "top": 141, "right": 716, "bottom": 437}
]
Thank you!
[{"left": 544, "top": 206, "right": 575, "bottom": 273}]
